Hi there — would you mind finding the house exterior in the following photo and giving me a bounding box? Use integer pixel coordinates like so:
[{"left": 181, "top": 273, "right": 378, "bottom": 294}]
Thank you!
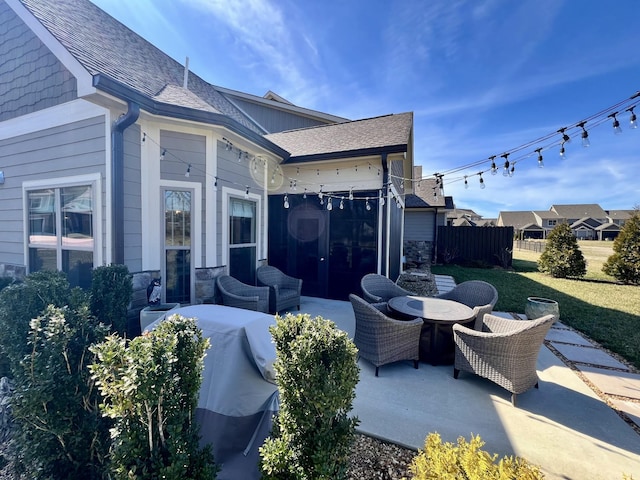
[
  {"left": 498, "top": 204, "right": 632, "bottom": 240},
  {"left": 0, "top": 0, "right": 414, "bottom": 309},
  {"left": 403, "top": 166, "right": 452, "bottom": 264}
]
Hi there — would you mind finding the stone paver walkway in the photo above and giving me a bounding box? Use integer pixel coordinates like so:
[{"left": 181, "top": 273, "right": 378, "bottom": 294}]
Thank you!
[{"left": 433, "top": 274, "right": 640, "bottom": 433}]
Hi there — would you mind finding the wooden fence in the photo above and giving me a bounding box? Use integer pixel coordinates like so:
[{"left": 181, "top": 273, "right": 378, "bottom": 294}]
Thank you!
[{"left": 436, "top": 226, "right": 514, "bottom": 267}]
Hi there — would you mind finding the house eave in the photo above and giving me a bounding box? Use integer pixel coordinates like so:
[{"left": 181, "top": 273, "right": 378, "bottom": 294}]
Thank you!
[
  {"left": 93, "top": 74, "right": 290, "bottom": 160},
  {"left": 281, "top": 144, "right": 407, "bottom": 164}
]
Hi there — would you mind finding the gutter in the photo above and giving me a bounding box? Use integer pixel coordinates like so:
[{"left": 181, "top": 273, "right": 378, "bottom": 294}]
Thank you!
[
  {"left": 93, "top": 74, "right": 290, "bottom": 160},
  {"left": 111, "top": 101, "right": 140, "bottom": 265}
]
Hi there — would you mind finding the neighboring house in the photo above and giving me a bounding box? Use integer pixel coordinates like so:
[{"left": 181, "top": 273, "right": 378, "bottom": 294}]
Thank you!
[
  {"left": 446, "top": 208, "right": 483, "bottom": 226},
  {"left": 498, "top": 204, "right": 632, "bottom": 240},
  {"left": 0, "top": 0, "right": 414, "bottom": 306},
  {"left": 403, "top": 166, "right": 453, "bottom": 265}
]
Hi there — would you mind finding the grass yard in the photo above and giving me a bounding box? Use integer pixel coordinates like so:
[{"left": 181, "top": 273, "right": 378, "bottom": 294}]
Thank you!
[{"left": 431, "top": 242, "right": 640, "bottom": 369}]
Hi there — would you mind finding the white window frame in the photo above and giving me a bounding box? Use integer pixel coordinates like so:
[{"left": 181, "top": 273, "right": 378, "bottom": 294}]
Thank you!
[
  {"left": 221, "top": 186, "right": 261, "bottom": 269},
  {"left": 23, "top": 173, "right": 103, "bottom": 275}
]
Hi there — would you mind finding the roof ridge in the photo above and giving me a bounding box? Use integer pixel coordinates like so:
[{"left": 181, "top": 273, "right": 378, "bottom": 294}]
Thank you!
[{"left": 267, "top": 112, "right": 412, "bottom": 136}]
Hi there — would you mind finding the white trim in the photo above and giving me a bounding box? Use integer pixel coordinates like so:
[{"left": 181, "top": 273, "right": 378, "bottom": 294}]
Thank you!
[
  {"left": 6, "top": 0, "right": 95, "bottom": 97},
  {"left": 0, "top": 100, "right": 108, "bottom": 141},
  {"left": 22, "top": 172, "right": 103, "bottom": 272},
  {"left": 221, "top": 186, "right": 262, "bottom": 268},
  {"left": 205, "top": 133, "right": 217, "bottom": 265}
]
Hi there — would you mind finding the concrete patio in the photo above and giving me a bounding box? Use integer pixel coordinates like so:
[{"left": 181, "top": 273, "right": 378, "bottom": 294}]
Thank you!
[{"left": 297, "top": 288, "right": 640, "bottom": 480}]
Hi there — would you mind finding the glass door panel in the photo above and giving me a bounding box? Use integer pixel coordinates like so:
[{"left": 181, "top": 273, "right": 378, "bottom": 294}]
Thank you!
[{"left": 164, "top": 189, "right": 192, "bottom": 303}]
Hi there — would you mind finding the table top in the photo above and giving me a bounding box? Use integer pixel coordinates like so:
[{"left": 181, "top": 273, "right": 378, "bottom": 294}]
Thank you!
[{"left": 388, "top": 296, "right": 475, "bottom": 324}]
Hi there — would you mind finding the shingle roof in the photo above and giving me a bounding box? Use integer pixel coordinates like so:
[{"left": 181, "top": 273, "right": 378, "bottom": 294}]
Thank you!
[
  {"left": 551, "top": 204, "right": 607, "bottom": 219},
  {"left": 498, "top": 211, "right": 538, "bottom": 229},
  {"left": 405, "top": 177, "right": 446, "bottom": 208},
  {"left": 264, "top": 113, "right": 413, "bottom": 160},
  {"left": 19, "top": 0, "right": 262, "bottom": 133}
]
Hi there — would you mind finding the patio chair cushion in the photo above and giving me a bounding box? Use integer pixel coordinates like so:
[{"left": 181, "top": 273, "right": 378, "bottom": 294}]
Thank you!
[{"left": 256, "top": 265, "right": 302, "bottom": 314}]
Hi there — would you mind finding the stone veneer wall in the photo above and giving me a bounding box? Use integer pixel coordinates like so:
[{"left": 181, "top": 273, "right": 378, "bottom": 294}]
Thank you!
[
  {"left": 403, "top": 240, "right": 433, "bottom": 268},
  {"left": 0, "top": 263, "right": 26, "bottom": 281}
]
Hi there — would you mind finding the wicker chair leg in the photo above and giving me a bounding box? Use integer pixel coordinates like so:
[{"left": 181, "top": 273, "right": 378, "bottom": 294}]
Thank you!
[
  {"left": 413, "top": 360, "right": 419, "bottom": 369},
  {"left": 453, "top": 368, "right": 460, "bottom": 379},
  {"left": 375, "top": 366, "right": 379, "bottom": 377}
]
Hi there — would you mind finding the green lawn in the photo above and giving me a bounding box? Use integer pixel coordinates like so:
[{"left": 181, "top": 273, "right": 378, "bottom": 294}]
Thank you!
[{"left": 431, "top": 245, "right": 640, "bottom": 370}]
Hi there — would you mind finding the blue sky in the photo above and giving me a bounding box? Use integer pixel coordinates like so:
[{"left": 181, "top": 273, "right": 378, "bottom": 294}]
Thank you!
[{"left": 91, "top": 0, "right": 640, "bottom": 218}]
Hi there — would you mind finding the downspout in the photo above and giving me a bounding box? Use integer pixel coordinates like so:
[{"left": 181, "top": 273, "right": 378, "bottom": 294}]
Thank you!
[
  {"left": 381, "top": 153, "right": 390, "bottom": 276},
  {"left": 112, "top": 102, "right": 140, "bottom": 265},
  {"left": 432, "top": 206, "right": 439, "bottom": 263}
]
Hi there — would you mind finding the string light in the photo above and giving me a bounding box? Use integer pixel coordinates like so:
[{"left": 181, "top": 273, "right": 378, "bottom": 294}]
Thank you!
[
  {"left": 244, "top": 186, "right": 249, "bottom": 199},
  {"left": 379, "top": 189, "right": 385, "bottom": 206},
  {"left": 559, "top": 142, "right": 567, "bottom": 159},
  {"left": 464, "top": 176, "right": 469, "bottom": 189},
  {"left": 348, "top": 187, "right": 354, "bottom": 201},
  {"left": 577, "top": 121, "right": 590, "bottom": 147},
  {"left": 608, "top": 112, "right": 623, "bottom": 134},
  {"left": 303, "top": 188, "right": 307, "bottom": 199},
  {"left": 628, "top": 106, "right": 637, "bottom": 128},
  {"left": 339, "top": 197, "right": 344, "bottom": 209},
  {"left": 536, "top": 148, "right": 544, "bottom": 168},
  {"left": 509, "top": 163, "right": 515, "bottom": 177},
  {"left": 142, "top": 132, "right": 146, "bottom": 144},
  {"left": 185, "top": 164, "right": 191, "bottom": 177},
  {"left": 283, "top": 194, "right": 289, "bottom": 209},
  {"left": 214, "top": 176, "right": 218, "bottom": 190},
  {"left": 160, "top": 149, "right": 166, "bottom": 161},
  {"left": 557, "top": 127, "right": 571, "bottom": 144},
  {"left": 327, "top": 198, "right": 333, "bottom": 210},
  {"left": 365, "top": 198, "right": 371, "bottom": 211},
  {"left": 501, "top": 153, "right": 510, "bottom": 177},
  {"left": 489, "top": 156, "right": 498, "bottom": 175},
  {"left": 479, "top": 173, "right": 485, "bottom": 189}
]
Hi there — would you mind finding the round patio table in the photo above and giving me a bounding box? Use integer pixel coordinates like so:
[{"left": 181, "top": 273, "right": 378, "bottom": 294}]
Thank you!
[{"left": 388, "top": 296, "right": 475, "bottom": 365}]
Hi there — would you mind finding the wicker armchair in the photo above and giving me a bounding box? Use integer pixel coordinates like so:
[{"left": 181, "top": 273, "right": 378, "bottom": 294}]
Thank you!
[
  {"left": 452, "top": 313, "right": 555, "bottom": 406},
  {"left": 256, "top": 265, "right": 302, "bottom": 314},
  {"left": 360, "top": 273, "right": 412, "bottom": 304},
  {"left": 349, "top": 294, "right": 423, "bottom": 376},
  {"left": 437, "top": 280, "right": 498, "bottom": 330},
  {"left": 216, "top": 275, "right": 270, "bottom": 313}
]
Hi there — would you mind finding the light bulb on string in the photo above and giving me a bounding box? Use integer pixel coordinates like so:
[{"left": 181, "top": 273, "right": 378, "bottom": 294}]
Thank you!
[
  {"left": 292, "top": 179, "right": 297, "bottom": 191},
  {"left": 142, "top": 132, "right": 146, "bottom": 144},
  {"left": 536, "top": 148, "right": 544, "bottom": 168},
  {"left": 327, "top": 198, "right": 333, "bottom": 211},
  {"left": 509, "top": 163, "right": 515, "bottom": 177},
  {"left": 396, "top": 198, "right": 401, "bottom": 209},
  {"left": 489, "top": 156, "right": 498, "bottom": 175},
  {"left": 348, "top": 187, "right": 354, "bottom": 201},
  {"left": 303, "top": 188, "right": 307, "bottom": 199},
  {"left": 479, "top": 173, "right": 485, "bottom": 189},
  {"left": 339, "top": 197, "right": 344, "bottom": 209},
  {"left": 238, "top": 150, "right": 243, "bottom": 162},
  {"left": 160, "top": 149, "right": 166, "bottom": 161},
  {"left": 213, "top": 177, "right": 218, "bottom": 191},
  {"left": 559, "top": 142, "right": 567, "bottom": 159},
  {"left": 244, "top": 186, "right": 249, "bottom": 199},
  {"left": 577, "top": 122, "right": 590, "bottom": 147},
  {"left": 318, "top": 185, "right": 323, "bottom": 200},
  {"left": 283, "top": 194, "right": 289, "bottom": 209},
  {"left": 365, "top": 198, "right": 371, "bottom": 211},
  {"left": 627, "top": 106, "right": 637, "bottom": 129},
  {"left": 379, "top": 189, "right": 385, "bottom": 206},
  {"left": 464, "top": 176, "right": 469, "bottom": 189},
  {"left": 608, "top": 112, "right": 623, "bottom": 134},
  {"left": 185, "top": 164, "right": 191, "bottom": 177},
  {"left": 501, "top": 153, "right": 510, "bottom": 177},
  {"left": 557, "top": 128, "right": 571, "bottom": 144}
]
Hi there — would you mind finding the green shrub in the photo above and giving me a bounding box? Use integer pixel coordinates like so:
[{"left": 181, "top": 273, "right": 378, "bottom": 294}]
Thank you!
[
  {"left": 90, "top": 264, "right": 133, "bottom": 336},
  {"left": 90, "top": 314, "right": 216, "bottom": 480},
  {"left": 260, "top": 313, "right": 360, "bottom": 480},
  {"left": 603, "top": 208, "right": 640, "bottom": 285},
  {"left": 409, "top": 433, "right": 544, "bottom": 479},
  {"left": 0, "top": 270, "right": 75, "bottom": 375},
  {"left": 537, "top": 223, "right": 586, "bottom": 278},
  {"left": 10, "top": 304, "right": 111, "bottom": 479}
]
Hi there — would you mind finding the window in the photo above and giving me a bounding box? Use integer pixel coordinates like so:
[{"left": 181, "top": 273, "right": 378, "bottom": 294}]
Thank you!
[
  {"left": 229, "top": 197, "right": 256, "bottom": 285},
  {"left": 164, "top": 189, "right": 192, "bottom": 304},
  {"left": 548, "top": 220, "right": 557, "bottom": 226},
  {"left": 27, "top": 184, "right": 94, "bottom": 288}
]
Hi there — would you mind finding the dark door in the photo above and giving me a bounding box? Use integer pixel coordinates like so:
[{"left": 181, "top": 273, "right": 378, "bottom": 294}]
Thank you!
[{"left": 288, "top": 203, "right": 329, "bottom": 297}]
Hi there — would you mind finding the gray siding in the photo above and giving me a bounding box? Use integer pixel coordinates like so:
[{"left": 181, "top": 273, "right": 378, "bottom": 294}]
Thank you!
[
  {"left": 160, "top": 130, "right": 207, "bottom": 266},
  {"left": 405, "top": 210, "right": 436, "bottom": 242},
  {"left": 0, "top": 115, "right": 107, "bottom": 266},
  {"left": 215, "top": 139, "right": 264, "bottom": 265},
  {"left": 230, "top": 98, "right": 331, "bottom": 133},
  {"left": 123, "top": 124, "right": 142, "bottom": 272},
  {"left": 389, "top": 158, "right": 404, "bottom": 194},
  {"left": 0, "top": 2, "right": 77, "bottom": 122}
]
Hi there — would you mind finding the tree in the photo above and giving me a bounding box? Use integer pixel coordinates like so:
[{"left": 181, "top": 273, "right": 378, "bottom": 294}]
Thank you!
[
  {"left": 602, "top": 208, "right": 640, "bottom": 285},
  {"left": 538, "top": 222, "right": 586, "bottom": 278}
]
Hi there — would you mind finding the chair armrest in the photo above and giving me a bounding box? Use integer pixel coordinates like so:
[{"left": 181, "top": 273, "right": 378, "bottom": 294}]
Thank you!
[{"left": 363, "top": 291, "right": 384, "bottom": 303}]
